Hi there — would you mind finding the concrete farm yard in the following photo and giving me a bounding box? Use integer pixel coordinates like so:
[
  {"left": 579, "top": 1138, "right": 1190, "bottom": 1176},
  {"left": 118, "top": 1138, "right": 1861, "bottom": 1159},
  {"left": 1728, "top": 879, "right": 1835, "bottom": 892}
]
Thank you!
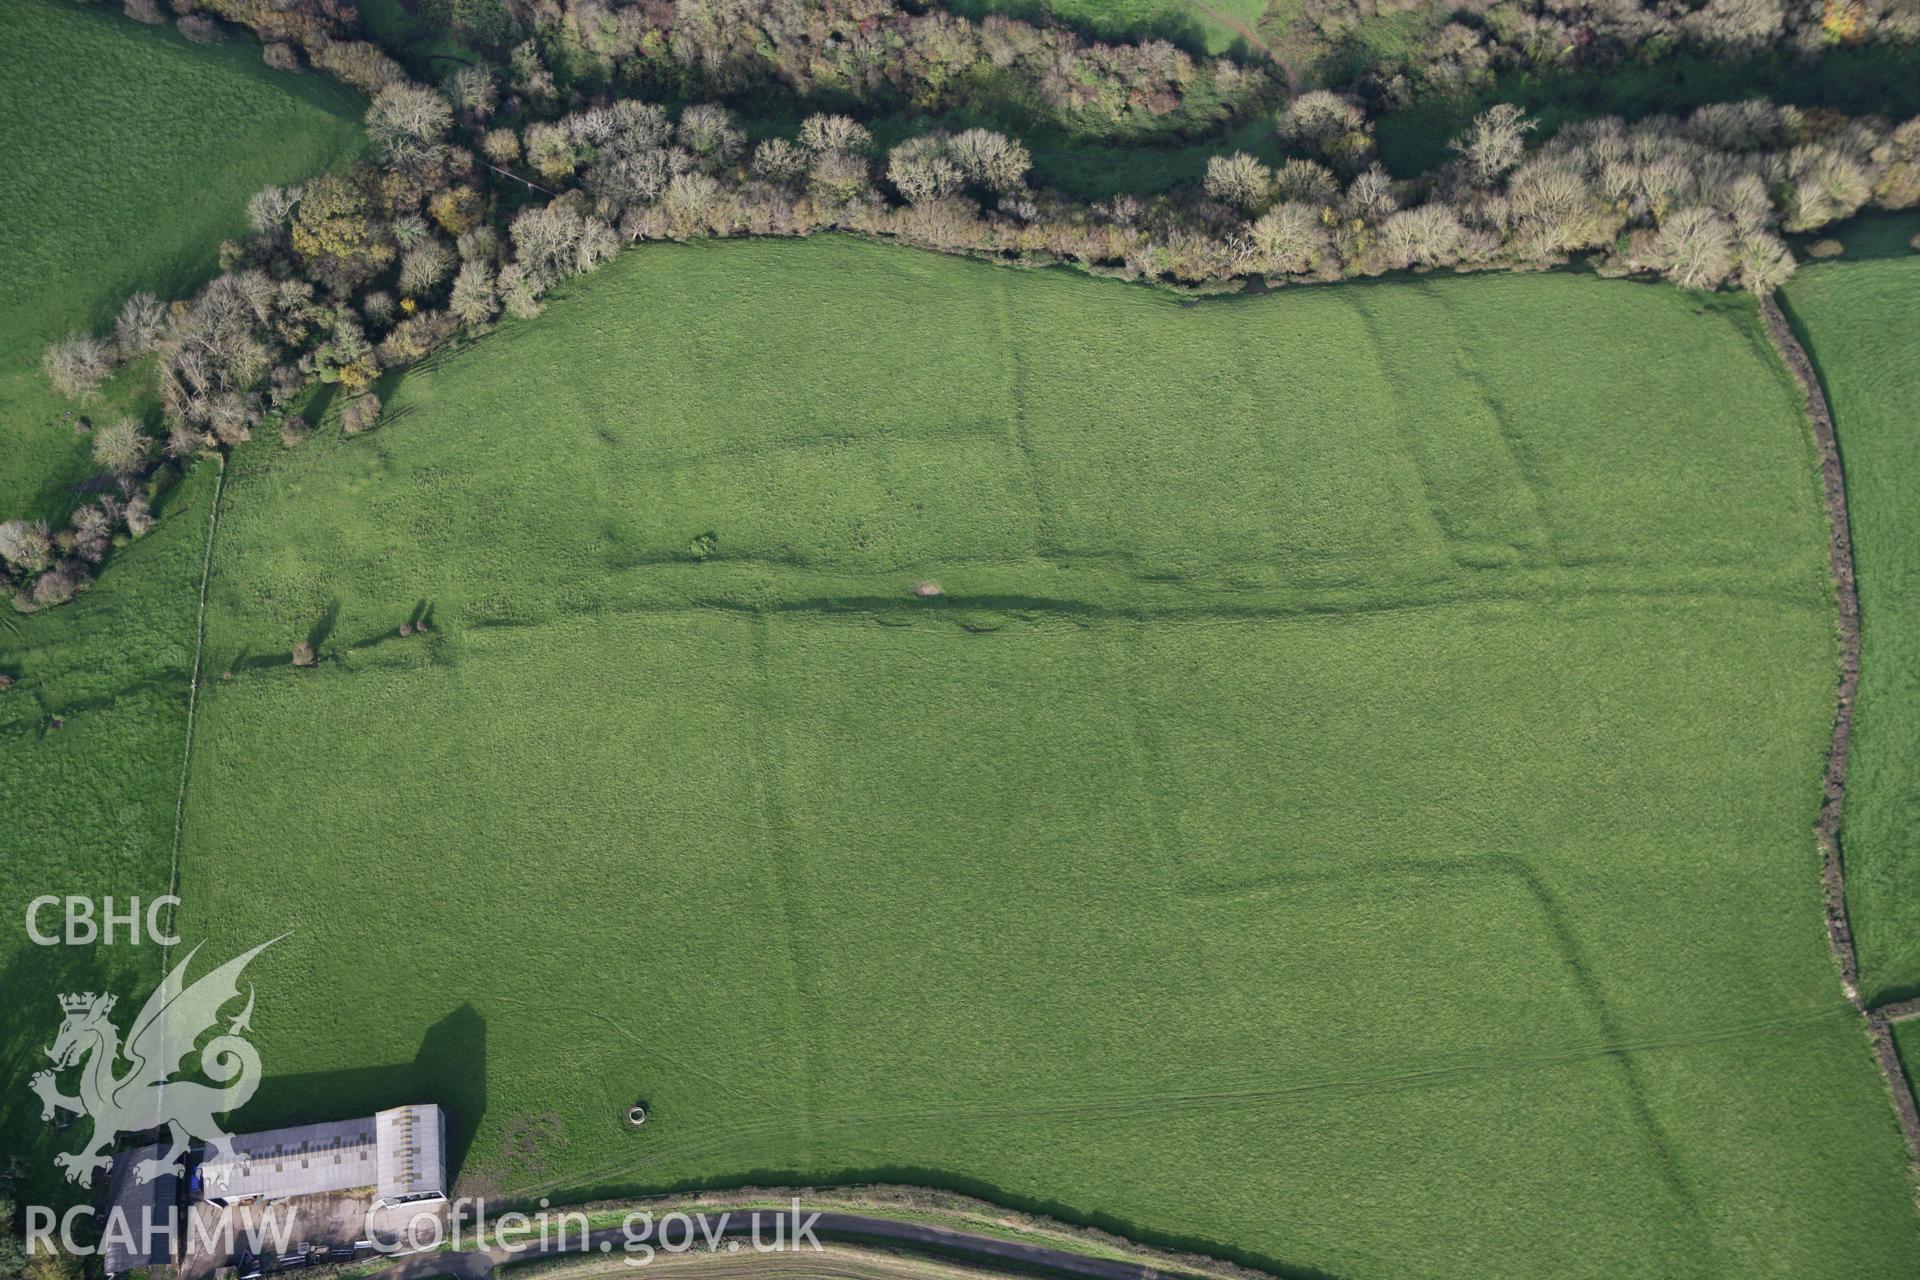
[{"left": 138, "top": 238, "right": 1918, "bottom": 1277}]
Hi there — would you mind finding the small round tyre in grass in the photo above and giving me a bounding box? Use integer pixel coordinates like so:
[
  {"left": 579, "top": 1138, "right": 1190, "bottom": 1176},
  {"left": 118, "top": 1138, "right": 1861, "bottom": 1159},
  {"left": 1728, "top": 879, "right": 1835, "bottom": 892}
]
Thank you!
[{"left": 625, "top": 1104, "right": 648, "bottom": 1128}]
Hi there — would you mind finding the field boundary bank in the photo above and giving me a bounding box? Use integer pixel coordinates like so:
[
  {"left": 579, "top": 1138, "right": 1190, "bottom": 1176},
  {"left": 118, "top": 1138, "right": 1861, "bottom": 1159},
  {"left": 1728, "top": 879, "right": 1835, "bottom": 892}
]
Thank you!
[
  {"left": 162, "top": 455, "right": 224, "bottom": 955},
  {"left": 1758, "top": 293, "right": 1920, "bottom": 1188}
]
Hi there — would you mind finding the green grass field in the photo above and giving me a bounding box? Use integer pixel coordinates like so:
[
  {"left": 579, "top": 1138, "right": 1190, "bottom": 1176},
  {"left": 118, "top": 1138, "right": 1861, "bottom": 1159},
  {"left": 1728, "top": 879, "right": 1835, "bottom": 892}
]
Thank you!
[
  {"left": 58, "top": 238, "right": 1900, "bottom": 1276},
  {"left": 1781, "top": 227, "right": 1920, "bottom": 1004},
  {"left": 0, "top": 0, "right": 364, "bottom": 519},
  {"left": 0, "top": 463, "right": 216, "bottom": 1201},
  {"left": 1898, "top": 1021, "right": 1920, "bottom": 1104}
]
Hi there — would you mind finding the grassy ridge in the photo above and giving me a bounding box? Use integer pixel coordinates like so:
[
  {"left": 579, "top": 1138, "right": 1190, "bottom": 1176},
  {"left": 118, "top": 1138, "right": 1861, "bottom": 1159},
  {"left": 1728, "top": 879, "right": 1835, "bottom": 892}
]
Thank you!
[
  {"left": 1781, "top": 228, "right": 1920, "bottom": 1003},
  {"left": 147, "top": 239, "right": 1918, "bottom": 1276},
  {"left": 0, "top": 0, "right": 364, "bottom": 518}
]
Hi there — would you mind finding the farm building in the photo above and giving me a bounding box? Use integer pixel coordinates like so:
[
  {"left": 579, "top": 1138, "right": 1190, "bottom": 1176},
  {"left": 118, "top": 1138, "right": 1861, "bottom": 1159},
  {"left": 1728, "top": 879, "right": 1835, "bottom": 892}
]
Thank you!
[
  {"left": 196, "top": 1104, "right": 447, "bottom": 1208},
  {"left": 104, "top": 1144, "right": 182, "bottom": 1277},
  {"left": 375, "top": 1103, "right": 447, "bottom": 1206}
]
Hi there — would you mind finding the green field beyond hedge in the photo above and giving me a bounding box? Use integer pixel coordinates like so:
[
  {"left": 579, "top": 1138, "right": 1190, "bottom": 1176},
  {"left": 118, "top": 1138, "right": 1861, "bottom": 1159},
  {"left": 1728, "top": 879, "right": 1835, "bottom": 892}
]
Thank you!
[
  {"left": 1783, "top": 236, "right": 1920, "bottom": 1004},
  {"left": 0, "top": 0, "right": 364, "bottom": 518},
  {"left": 98, "top": 239, "right": 1911, "bottom": 1276}
]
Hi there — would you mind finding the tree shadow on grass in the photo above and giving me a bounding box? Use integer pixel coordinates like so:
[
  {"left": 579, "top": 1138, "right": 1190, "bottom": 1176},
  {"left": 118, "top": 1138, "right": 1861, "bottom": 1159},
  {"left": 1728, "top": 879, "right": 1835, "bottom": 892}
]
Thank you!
[{"left": 307, "top": 600, "right": 341, "bottom": 657}]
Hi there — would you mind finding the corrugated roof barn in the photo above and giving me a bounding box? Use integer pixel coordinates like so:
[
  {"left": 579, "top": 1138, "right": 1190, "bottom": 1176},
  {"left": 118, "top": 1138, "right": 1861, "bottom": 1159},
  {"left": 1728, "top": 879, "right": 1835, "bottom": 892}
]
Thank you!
[
  {"left": 199, "top": 1117, "right": 379, "bottom": 1201},
  {"left": 197, "top": 1104, "right": 446, "bottom": 1207}
]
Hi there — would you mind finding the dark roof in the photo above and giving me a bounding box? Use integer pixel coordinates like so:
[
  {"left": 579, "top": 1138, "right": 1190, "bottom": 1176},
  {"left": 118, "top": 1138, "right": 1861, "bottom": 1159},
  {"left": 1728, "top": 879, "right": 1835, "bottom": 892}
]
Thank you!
[{"left": 105, "top": 1145, "right": 182, "bottom": 1277}]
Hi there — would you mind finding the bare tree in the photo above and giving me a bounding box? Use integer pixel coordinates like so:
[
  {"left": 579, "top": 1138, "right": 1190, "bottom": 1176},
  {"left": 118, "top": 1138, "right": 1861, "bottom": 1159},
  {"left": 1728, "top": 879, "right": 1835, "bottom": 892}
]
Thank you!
[
  {"left": 677, "top": 104, "right": 743, "bottom": 165},
  {"left": 1452, "top": 104, "right": 1535, "bottom": 184},
  {"left": 608, "top": 101, "right": 673, "bottom": 153},
  {"left": 1651, "top": 206, "right": 1737, "bottom": 288},
  {"left": 71, "top": 504, "right": 114, "bottom": 563},
  {"left": 1273, "top": 158, "right": 1338, "bottom": 205},
  {"left": 1249, "top": 202, "right": 1330, "bottom": 274},
  {"left": 510, "top": 203, "right": 586, "bottom": 282},
  {"left": 31, "top": 564, "right": 87, "bottom": 607},
  {"left": 753, "top": 138, "right": 809, "bottom": 184},
  {"left": 1773, "top": 143, "right": 1872, "bottom": 231},
  {"left": 125, "top": 493, "right": 154, "bottom": 537},
  {"left": 1278, "top": 91, "right": 1370, "bottom": 165},
  {"left": 798, "top": 114, "right": 872, "bottom": 156},
  {"left": 113, "top": 293, "right": 167, "bottom": 357},
  {"left": 247, "top": 184, "right": 303, "bottom": 234},
  {"left": 661, "top": 172, "right": 727, "bottom": 235},
  {"left": 340, "top": 394, "right": 382, "bottom": 434},
  {"left": 1736, "top": 231, "right": 1796, "bottom": 291},
  {"left": 450, "top": 260, "right": 499, "bottom": 324},
  {"left": 458, "top": 226, "right": 501, "bottom": 263},
  {"left": 949, "top": 129, "right": 1031, "bottom": 192},
  {"left": 366, "top": 84, "right": 453, "bottom": 165},
  {"left": 177, "top": 14, "right": 221, "bottom": 43},
  {"left": 1343, "top": 167, "right": 1398, "bottom": 220},
  {"left": 809, "top": 150, "right": 871, "bottom": 203},
  {"left": 1204, "top": 152, "right": 1274, "bottom": 213},
  {"left": 92, "top": 417, "right": 152, "bottom": 475},
  {"left": 444, "top": 65, "right": 498, "bottom": 120},
  {"left": 497, "top": 263, "right": 543, "bottom": 319},
  {"left": 400, "top": 239, "right": 457, "bottom": 296},
  {"left": 43, "top": 332, "right": 113, "bottom": 399},
  {"left": 888, "top": 136, "right": 962, "bottom": 204},
  {"left": 482, "top": 127, "right": 522, "bottom": 164},
  {"left": 1380, "top": 203, "right": 1466, "bottom": 268},
  {"left": 0, "top": 519, "right": 53, "bottom": 573}
]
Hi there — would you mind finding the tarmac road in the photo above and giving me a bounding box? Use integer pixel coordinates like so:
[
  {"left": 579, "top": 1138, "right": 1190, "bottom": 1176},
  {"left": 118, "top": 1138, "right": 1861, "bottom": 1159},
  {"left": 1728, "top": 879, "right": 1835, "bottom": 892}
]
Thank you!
[{"left": 367, "top": 1206, "right": 1206, "bottom": 1280}]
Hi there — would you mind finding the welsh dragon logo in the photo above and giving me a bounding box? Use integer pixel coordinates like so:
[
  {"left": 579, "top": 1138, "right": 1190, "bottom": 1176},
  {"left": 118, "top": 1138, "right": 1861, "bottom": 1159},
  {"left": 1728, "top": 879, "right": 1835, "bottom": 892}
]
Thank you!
[{"left": 30, "top": 938, "right": 279, "bottom": 1186}]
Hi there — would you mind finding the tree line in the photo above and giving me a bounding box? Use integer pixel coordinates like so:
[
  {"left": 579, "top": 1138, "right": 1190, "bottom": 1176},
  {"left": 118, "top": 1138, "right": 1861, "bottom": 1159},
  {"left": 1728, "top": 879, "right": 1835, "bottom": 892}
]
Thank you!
[{"left": 3, "top": 0, "right": 1917, "bottom": 612}]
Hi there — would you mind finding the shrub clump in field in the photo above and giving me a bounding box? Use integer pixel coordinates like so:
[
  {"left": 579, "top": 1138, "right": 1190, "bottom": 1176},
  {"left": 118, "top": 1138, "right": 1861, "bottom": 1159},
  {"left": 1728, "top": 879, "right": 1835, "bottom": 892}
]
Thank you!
[
  {"left": 0, "top": 521, "right": 54, "bottom": 575},
  {"left": 280, "top": 415, "right": 312, "bottom": 448},
  {"left": 1807, "top": 238, "right": 1847, "bottom": 258},
  {"left": 340, "top": 394, "right": 381, "bottom": 434},
  {"left": 124, "top": 494, "right": 153, "bottom": 538},
  {"left": 292, "top": 641, "right": 316, "bottom": 667},
  {"left": 176, "top": 14, "right": 222, "bottom": 43}
]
